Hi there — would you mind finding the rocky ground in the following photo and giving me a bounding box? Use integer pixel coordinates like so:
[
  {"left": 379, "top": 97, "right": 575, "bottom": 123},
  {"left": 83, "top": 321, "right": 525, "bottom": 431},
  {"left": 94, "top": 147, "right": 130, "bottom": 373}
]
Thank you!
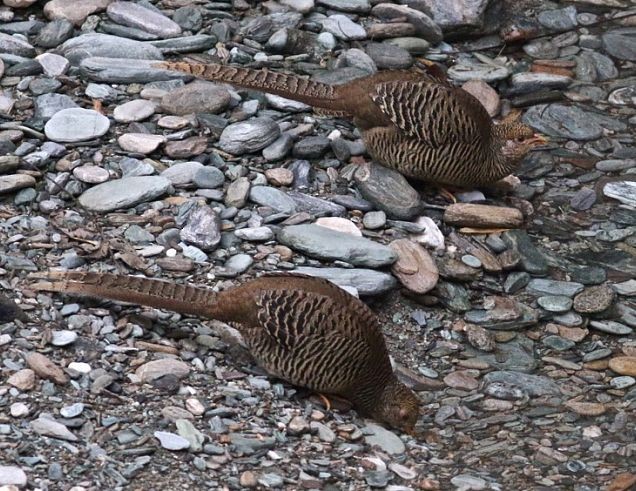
[{"left": 1, "top": 0, "right": 636, "bottom": 489}]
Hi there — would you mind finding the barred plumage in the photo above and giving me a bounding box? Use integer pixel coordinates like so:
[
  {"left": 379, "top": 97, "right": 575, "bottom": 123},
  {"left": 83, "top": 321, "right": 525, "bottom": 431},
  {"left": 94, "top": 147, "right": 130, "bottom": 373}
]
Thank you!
[
  {"left": 155, "top": 61, "right": 545, "bottom": 188},
  {"left": 31, "top": 271, "right": 420, "bottom": 433}
]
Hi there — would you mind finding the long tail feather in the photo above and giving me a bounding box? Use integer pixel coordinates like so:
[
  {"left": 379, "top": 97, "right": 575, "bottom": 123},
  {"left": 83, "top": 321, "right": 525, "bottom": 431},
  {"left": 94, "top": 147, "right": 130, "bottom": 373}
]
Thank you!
[{"left": 30, "top": 271, "right": 221, "bottom": 319}]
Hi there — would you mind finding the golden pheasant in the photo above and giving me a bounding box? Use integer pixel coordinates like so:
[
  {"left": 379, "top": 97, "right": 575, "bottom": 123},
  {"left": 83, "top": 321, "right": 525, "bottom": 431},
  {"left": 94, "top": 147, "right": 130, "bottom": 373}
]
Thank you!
[
  {"left": 32, "top": 271, "right": 420, "bottom": 434},
  {"left": 154, "top": 61, "right": 546, "bottom": 188}
]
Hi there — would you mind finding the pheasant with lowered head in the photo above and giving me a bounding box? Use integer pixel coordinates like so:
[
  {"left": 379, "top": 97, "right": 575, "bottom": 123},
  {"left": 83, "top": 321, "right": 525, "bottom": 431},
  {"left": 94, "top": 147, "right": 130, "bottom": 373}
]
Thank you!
[
  {"left": 154, "top": 60, "right": 547, "bottom": 188},
  {"left": 32, "top": 271, "right": 420, "bottom": 434}
]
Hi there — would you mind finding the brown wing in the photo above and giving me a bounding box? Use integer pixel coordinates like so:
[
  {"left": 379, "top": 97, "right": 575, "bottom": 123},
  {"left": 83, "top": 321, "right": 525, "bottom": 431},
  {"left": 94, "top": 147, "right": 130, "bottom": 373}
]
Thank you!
[
  {"left": 256, "top": 273, "right": 387, "bottom": 351},
  {"left": 370, "top": 80, "right": 492, "bottom": 149}
]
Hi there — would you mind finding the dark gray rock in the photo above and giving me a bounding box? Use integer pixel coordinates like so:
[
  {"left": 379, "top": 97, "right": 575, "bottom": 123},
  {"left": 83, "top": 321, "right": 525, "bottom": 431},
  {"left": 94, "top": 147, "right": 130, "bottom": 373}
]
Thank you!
[
  {"left": 219, "top": 118, "right": 281, "bottom": 155},
  {"left": 483, "top": 371, "right": 561, "bottom": 396},
  {"left": 502, "top": 230, "right": 548, "bottom": 276},
  {"left": 354, "top": 163, "right": 422, "bottom": 220},
  {"left": 287, "top": 191, "right": 346, "bottom": 217}
]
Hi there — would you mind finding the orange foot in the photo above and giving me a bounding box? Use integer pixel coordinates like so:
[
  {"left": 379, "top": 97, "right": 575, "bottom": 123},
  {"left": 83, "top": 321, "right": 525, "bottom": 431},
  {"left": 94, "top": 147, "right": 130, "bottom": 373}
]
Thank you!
[
  {"left": 317, "top": 393, "right": 331, "bottom": 411},
  {"left": 438, "top": 187, "right": 458, "bottom": 203}
]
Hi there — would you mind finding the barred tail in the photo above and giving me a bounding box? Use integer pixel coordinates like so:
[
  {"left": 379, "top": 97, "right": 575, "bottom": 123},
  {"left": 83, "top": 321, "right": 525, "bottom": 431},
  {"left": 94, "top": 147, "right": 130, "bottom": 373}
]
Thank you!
[
  {"left": 154, "top": 61, "right": 346, "bottom": 111},
  {"left": 30, "top": 271, "right": 223, "bottom": 320}
]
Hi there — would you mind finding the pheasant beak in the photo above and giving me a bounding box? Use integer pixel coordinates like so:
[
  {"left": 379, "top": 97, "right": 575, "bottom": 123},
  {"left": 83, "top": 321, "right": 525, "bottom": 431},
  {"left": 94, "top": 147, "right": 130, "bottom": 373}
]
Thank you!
[{"left": 527, "top": 133, "right": 549, "bottom": 146}]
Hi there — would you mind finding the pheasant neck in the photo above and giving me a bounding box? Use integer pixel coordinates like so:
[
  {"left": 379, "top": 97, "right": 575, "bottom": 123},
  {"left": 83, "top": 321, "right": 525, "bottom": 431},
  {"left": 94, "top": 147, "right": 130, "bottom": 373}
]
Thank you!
[{"left": 483, "top": 138, "right": 517, "bottom": 184}]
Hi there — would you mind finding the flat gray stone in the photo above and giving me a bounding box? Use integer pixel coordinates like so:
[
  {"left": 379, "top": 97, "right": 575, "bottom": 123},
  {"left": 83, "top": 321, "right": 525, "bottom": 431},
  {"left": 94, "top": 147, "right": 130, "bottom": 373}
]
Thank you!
[
  {"left": 527, "top": 279, "right": 584, "bottom": 297},
  {"left": 59, "top": 33, "right": 163, "bottom": 64},
  {"left": 107, "top": 1, "right": 182, "bottom": 38},
  {"left": 218, "top": 118, "right": 280, "bottom": 155},
  {"left": 44, "top": 108, "right": 110, "bottom": 142},
  {"left": 78, "top": 176, "right": 172, "bottom": 212},
  {"left": 154, "top": 431, "right": 190, "bottom": 451},
  {"left": 483, "top": 371, "right": 561, "bottom": 397},
  {"left": 603, "top": 28, "right": 636, "bottom": 61},
  {"left": 80, "top": 57, "right": 190, "bottom": 83},
  {"left": 278, "top": 224, "right": 397, "bottom": 267},
  {"left": 293, "top": 266, "right": 397, "bottom": 295},
  {"left": 249, "top": 186, "right": 296, "bottom": 214},
  {"left": 321, "top": 14, "right": 366, "bottom": 40},
  {"left": 523, "top": 103, "right": 627, "bottom": 141}
]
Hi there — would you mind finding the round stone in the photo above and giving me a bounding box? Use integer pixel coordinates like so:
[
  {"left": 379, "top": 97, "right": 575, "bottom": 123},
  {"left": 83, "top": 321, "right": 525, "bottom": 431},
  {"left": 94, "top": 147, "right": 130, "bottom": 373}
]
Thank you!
[
  {"left": 538, "top": 295, "right": 573, "bottom": 313},
  {"left": 73, "top": 165, "right": 109, "bottom": 184},
  {"left": 113, "top": 99, "right": 156, "bottom": 123},
  {"left": 573, "top": 285, "right": 615, "bottom": 313},
  {"left": 44, "top": 108, "right": 110, "bottom": 142},
  {"left": 461, "top": 254, "right": 482, "bottom": 268}
]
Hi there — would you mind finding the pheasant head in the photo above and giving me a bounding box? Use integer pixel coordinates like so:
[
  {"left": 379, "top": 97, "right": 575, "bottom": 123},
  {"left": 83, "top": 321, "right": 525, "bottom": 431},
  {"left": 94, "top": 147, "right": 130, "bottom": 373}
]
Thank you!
[
  {"left": 492, "top": 122, "right": 548, "bottom": 173},
  {"left": 369, "top": 377, "right": 420, "bottom": 434}
]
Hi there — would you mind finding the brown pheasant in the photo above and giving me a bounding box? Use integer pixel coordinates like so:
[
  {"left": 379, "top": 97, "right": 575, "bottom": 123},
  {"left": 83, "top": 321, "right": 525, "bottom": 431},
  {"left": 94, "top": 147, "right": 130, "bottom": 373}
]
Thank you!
[
  {"left": 154, "top": 61, "right": 547, "bottom": 188},
  {"left": 31, "top": 271, "right": 420, "bottom": 433}
]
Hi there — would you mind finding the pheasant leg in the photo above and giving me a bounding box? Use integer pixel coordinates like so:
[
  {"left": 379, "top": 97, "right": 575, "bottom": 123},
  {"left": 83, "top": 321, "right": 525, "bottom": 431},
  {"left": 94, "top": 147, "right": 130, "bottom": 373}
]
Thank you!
[{"left": 438, "top": 186, "right": 458, "bottom": 204}]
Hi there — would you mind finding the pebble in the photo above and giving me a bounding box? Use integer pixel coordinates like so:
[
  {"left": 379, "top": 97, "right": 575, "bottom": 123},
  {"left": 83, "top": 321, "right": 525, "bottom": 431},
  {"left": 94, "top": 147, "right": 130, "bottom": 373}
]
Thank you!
[
  {"left": 294, "top": 267, "right": 396, "bottom": 296},
  {"left": 50, "top": 330, "right": 78, "bottom": 346},
  {"left": 31, "top": 416, "right": 78, "bottom": 441},
  {"left": 527, "top": 279, "right": 584, "bottom": 297},
  {"left": 355, "top": 162, "right": 421, "bottom": 220},
  {"left": 135, "top": 359, "right": 190, "bottom": 382},
  {"left": 321, "top": 15, "right": 366, "bottom": 41},
  {"left": 0, "top": 466, "right": 27, "bottom": 488},
  {"left": 315, "top": 217, "right": 362, "bottom": 237},
  {"left": 160, "top": 82, "right": 230, "bottom": 115},
  {"left": 113, "top": 99, "right": 156, "bottom": 122},
  {"left": 538, "top": 295, "right": 573, "bottom": 313},
  {"left": 444, "top": 370, "right": 479, "bottom": 390},
  {"left": 107, "top": 1, "right": 182, "bottom": 38},
  {"left": 154, "top": 431, "right": 190, "bottom": 451},
  {"left": 0, "top": 175, "right": 36, "bottom": 194},
  {"left": 44, "top": 108, "right": 110, "bottom": 142},
  {"left": 389, "top": 239, "right": 439, "bottom": 294},
  {"left": 451, "top": 474, "right": 487, "bottom": 490},
  {"left": 219, "top": 118, "right": 280, "bottom": 155},
  {"left": 589, "top": 321, "right": 632, "bottom": 335}
]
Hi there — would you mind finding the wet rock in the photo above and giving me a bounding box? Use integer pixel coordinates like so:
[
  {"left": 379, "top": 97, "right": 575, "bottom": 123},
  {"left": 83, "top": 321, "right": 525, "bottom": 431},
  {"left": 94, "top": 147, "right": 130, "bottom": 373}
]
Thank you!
[
  {"left": 502, "top": 230, "right": 548, "bottom": 276},
  {"left": 528, "top": 279, "right": 584, "bottom": 297},
  {"left": 602, "top": 28, "right": 636, "bottom": 61}
]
